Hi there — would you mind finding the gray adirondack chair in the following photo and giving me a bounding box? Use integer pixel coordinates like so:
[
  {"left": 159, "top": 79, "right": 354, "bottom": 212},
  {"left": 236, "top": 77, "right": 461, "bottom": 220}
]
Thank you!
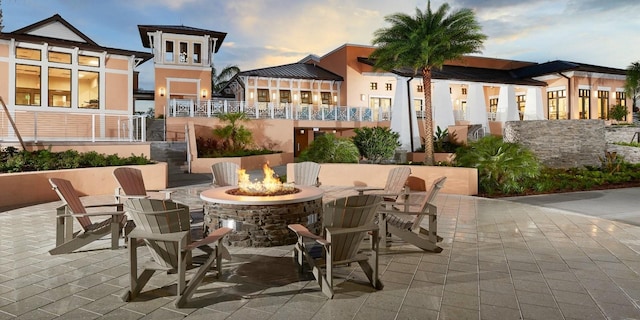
[
  {"left": 113, "top": 167, "right": 172, "bottom": 202},
  {"left": 211, "top": 162, "right": 239, "bottom": 186}
]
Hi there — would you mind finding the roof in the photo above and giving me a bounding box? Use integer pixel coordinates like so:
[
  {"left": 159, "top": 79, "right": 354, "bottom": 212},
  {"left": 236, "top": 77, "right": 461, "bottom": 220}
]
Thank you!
[
  {"left": 357, "top": 57, "right": 546, "bottom": 86},
  {"left": 512, "top": 60, "right": 627, "bottom": 78},
  {"left": 0, "top": 14, "right": 153, "bottom": 64},
  {"left": 137, "top": 25, "right": 227, "bottom": 53},
  {"left": 238, "top": 63, "right": 344, "bottom": 81}
]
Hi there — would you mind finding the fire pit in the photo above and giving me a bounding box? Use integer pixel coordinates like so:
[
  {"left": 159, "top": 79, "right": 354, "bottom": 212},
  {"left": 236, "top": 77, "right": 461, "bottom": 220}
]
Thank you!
[{"left": 200, "top": 164, "right": 324, "bottom": 247}]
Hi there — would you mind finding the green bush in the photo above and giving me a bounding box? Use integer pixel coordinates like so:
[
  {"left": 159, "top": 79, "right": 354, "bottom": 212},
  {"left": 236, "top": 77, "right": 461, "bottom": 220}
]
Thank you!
[
  {"left": 352, "top": 127, "right": 400, "bottom": 163},
  {"left": 609, "top": 104, "right": 627, "bottom": 121},
  {"left": 0, "top": 147, "right": 152, "bottom": 173},
  {"left": 299, "top": 134, "right": 359, "bottom": 163},
  {"left": 454, "top": 136, "right": 541, "bottom": 195}
]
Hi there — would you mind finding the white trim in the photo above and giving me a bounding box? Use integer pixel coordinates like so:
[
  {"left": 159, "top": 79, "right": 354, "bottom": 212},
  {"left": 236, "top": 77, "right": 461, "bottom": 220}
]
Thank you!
[
  {"left": 547, "top": 86, "right": 567, "bottom": 92},
  {"left": 578, "top": 84, "right": 592, "bottom": 90},
  {"left": 597, "top": 86, "right": 611, "bottom": 91}
]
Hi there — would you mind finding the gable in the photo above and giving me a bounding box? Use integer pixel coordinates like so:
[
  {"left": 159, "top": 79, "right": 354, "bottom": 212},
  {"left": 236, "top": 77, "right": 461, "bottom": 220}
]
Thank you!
[{"left": 26, "top": 21, "right": 88, "bottom": 43}]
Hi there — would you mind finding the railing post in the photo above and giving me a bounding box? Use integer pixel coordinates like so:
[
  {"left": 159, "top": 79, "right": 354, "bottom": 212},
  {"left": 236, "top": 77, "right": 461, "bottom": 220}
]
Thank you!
[
  {"left": 269, "top": 103, "right": 274, "bottom": 119},
  {"left": 141, "top": 116, "right": 146, "bottom": 142},
  {"left": 207, "top": 100, "right": 211, "bottom": 117},
  {"left": 224, "top": 100, "right": 228, "bottom": 113},
  {"left": 189, "top": 100, "right": 194, "bottom": 117}
]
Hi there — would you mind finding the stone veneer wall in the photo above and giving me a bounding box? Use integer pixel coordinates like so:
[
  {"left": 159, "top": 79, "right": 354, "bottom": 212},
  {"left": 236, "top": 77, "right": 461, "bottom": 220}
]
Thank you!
[
  {"left": 605, "top": 126, "right": 640, "bottom": 163},
  {"left": 503, "top": 120, "right": 605, "bottom": 168}
]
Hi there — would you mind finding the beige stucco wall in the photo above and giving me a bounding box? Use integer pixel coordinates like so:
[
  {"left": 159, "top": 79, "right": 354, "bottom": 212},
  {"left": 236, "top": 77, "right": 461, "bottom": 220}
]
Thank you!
[
  {"left": 191, "top": 152, "right": 294, "bottom": 174},
  {"left": 287, "top": 163, "right": 477, "bottom": 195},
  {"left": 0, "top": 162, "right": 167, "bottom": 210},
  {"left": 154, "top": 67, "right": 212, "bottom": 116}
]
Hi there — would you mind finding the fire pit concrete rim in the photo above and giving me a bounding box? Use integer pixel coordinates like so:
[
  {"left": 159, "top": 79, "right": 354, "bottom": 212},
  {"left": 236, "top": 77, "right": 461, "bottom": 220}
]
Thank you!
[{"left": 200, "top": 185, "right": 324, "bottom": 205}]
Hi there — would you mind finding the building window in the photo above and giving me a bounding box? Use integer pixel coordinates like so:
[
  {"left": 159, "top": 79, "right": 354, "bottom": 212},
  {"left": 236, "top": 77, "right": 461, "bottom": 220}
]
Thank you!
[
  {"left": 462, "top": 87, "right": 468, "bottom": 95},
  {"left": 15, "top": 64, "right": 41, "bottom": 106},
  {"left": 280, "top": 90, "right": 291, "bottom": 103},
  {"left": 79, "top": 71, "right": 99, "bottom": 109},
  {"left": 48, "top": 67, "right": 71, "bottom": 107},
  {"left": 548, "top": 90, "right": 567, "bottom": 119},
  {"left": 165, "top": 41, "right": 174, "bottom": 62},
  {"left": 370, "top": 82, "right": 378, "bottom": 90},
  {"left": 615, "top": 91, "right": 627, "bottom": 121},
  {"left": 301, "top": 91, "right": 311, "bottom": 104},
  {"left": 179, "top": 42, "right": 188, "bottom": 63},
  {"left": 414, "top": 99, "right": 424, "bottom": 118},
  {"left": 193, "top": 43, "right": 201, "bottom": 64},
  {"left": 417, "top": 85, "right": 423, "bottom": 93},
  {"left": 257, "top": 89, "right": 269, "bottom": 102},
  {"left": 578, "top": 89, "right": 590, "bottom": 119},
  {"left": 48, "top": 51, "right": 71, "bottom": 64},
  {"left": 369, "top": 97, "right": 392, "bottom": 120},
  {"left": 321, "top": 92, "right": 331, "bottom": 105},
  {"left": 79, "top": 55, "right": 100, "bottom": 67},
  {"left": 385, "top": 83, "right": 392, "bottom": 91},
  {"left": 489, "top": 98, "right": 498, "bottom": 114},
  {"left": 16, "top": 47, "right": 41, "bottom": 61},
  {"left": 597, "top": 90, "right": 609, "bottom": 119},
  {"left": 516, "top": 95, "right": 525, "bottom": 120}
]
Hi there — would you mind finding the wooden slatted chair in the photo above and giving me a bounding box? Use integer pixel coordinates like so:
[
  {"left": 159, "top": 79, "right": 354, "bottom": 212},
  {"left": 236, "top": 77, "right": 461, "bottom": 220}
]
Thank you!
[
  {"left": 211, "top": 162, "right": 239, "bottom": 187},
  {"left": 377, "top": 176, "right": 447, "bottom": 253},
  {"left": 121, "top": 198, "right": 232, "bottom": 308},
  {"left": 292, "top": 161, "right": 321, "bottom": 186},
  {"left": 113, "top": 167, "right": 172, "bottom": 202},
  {"left": 288, "top": 194, "right": 384, "bottom": 298},
  {"left": 48, "top": 178, "right": 127, "bottom": 255},
  {"left": 356, "top": 166, "right": 411, "bottom": 201}
]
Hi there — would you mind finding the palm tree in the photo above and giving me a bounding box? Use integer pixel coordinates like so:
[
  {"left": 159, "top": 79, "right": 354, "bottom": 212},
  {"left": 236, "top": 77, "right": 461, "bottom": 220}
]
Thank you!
[
  {"left": 212, "top": 64, "right": 240, "bottom": 94},
  {"left": 370, "top": 1, "right": 486, "bottom": 165},
  {"left": 625, "top": 61, "right": 640, "bottom": 113}
]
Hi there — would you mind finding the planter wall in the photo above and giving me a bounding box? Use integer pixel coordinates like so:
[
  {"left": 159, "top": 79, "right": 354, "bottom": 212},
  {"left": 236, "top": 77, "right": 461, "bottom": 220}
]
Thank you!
[
  {"left": 0, "top": 162, "right": 167, "bottom": 210},
  {"left": 408, "top": 152, "right": 455, "bottom": 164},
  {"left": 190, "top": 152, "right": 295, "bottom": 174},
  {"left": 287, "top": 163, "right": 477, "bottom": 195}
]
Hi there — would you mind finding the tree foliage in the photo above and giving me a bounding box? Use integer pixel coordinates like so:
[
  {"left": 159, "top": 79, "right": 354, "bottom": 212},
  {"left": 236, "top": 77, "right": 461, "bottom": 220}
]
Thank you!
[
  {"left": 370, "top": 1, "right": 486, "bottom": 165},
  {"left": 212, "top": 65, "right": 240, "bottom": 94},
  {"left": 352, "top": 127, "right": 400, "bottom": 163},
  {"left": 625, "top": 61, "right": 640, "bottom": 112},
  {"left": 299, "top": 134, "right": 359, "bottom": 163},
  {"left": 212, "top": 112, "right": 253, "bottom": 152}
]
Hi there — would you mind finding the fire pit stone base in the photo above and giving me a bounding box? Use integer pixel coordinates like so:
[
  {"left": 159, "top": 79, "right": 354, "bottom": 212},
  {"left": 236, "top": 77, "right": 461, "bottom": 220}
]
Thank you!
[{"left": 203, "top": 198, "right": 323, "bottom": 247}]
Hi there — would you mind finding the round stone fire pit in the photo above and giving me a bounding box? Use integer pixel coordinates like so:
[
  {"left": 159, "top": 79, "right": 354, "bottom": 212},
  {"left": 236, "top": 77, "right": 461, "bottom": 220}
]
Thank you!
[{"left": 200, "top": 186, "right": 324, "bottom": 247}]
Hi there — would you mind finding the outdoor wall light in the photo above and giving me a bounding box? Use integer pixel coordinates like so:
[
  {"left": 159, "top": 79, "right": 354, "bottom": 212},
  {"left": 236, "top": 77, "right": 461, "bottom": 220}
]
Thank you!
[
  {"left": 201, "top": 89, "right": 207, "bottom": 98},
  {"left": 272, "top": 92, "right": 277, "bottom": 100},
  {"left": 333, "top": 95, "right": 337, "bottom": 103},
  {"left": 159, "top": 87, "right": 165, "bottom": 97},
  {"left": 300, "top": 129, "right": 305, "bottom": 134},
  {"left": 250, "top": 92, "right": 254, "bottom": 99},
  {"left": 313, "top": 95, "right": 318, "bottom": 102},
  {"left": 293, "top": 93, "right": 298, "bottom": 101},
  {"left": 360, "top": 94, "right": 366, "bottom": 101}
]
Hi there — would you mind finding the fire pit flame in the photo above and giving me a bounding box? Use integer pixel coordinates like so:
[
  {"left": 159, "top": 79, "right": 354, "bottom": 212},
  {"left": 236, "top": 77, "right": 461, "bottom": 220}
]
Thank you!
[{"left": 234, "top": 163, "right": 297, "bottom": 196}]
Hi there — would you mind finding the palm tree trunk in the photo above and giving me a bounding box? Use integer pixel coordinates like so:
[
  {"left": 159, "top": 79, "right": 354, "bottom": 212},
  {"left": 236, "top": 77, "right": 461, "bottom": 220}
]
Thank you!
[{"left": 422, "top": 67, "right": 435, "bottom": 165}]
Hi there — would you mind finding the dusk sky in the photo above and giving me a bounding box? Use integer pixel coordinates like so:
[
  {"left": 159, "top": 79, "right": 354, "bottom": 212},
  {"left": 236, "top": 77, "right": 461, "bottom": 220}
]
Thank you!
[{"left": 2, "top": 0, "right": 639, "bottom": 90}]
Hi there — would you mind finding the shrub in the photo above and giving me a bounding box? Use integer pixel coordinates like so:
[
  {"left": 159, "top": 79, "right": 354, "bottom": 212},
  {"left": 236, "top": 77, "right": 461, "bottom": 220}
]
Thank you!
[
  {"left": 433, "top": 126, "right": 461, "bottom": 153},
  {"left": 454, "top": 136, "right": 541, "bottom": 195},
  {"left": 609, "top": 104, "right": 627, "bottom": 121},
  {"left": 352, "top": 127, "right": 400, "bottom": 163},
  {"left": 299, "top": 134, "right": 359, "bottom": 163}
]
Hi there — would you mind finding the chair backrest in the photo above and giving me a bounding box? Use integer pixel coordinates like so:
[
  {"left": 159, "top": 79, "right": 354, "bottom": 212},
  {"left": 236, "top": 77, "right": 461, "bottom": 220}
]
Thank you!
[
  {"left": 211, "top": 162, "right": 239, "bottom": 186},
  {"left": 124, "top": 198, "right": 191, "bottom": 269},
  {"left": 384, "top": 167, "right": 411, "bottom": 194},
  {"left": 323, "top": 194, "right": 382, "bottom": 262},
  {"left": 409, "top": 176, "right": 447, "bottom": 231},
  {"left": 293, "top": 161, "right": 321, "bottom": 186},
  {"left": 113, "top": 167, "right": 147, "bottom": 196},
  {"left": 49, "top": 178, "right": 92, "bottom": 230}
]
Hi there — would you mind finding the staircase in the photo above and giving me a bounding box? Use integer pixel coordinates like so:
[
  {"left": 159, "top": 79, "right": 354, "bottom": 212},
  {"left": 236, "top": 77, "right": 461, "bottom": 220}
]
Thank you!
[
  {"left": 150, "top": 141, "right": 188, "bottom": 175},
  {"left": 146, "top": 118, "right": 165, "bottom": 141}
]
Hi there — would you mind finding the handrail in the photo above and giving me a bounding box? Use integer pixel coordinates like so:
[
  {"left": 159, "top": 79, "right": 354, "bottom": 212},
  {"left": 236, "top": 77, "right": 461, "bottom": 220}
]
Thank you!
[{"left": 0, "top": 96, "right": 26, "bottom": 150}]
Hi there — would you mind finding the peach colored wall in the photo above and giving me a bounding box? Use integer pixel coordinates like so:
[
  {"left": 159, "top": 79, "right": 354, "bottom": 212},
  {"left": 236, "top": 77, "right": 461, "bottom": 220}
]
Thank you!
[
  {"left": 0, "top": 162, "right": 167, "bottom": 209},
  {"left": 11, "top": 112, "right": 135, "bottom": 140},
  {"left": 191, "top": 152, "right": 294, "bottom": 174},
  {"left": 154, "top": 67, "right": 212, "bottom": 116},
  {"left": 25, "top": 142, "right": 151, "bottom": 158},
  {"left": 0, "top": 43, "right": 7, "bottom": 100},
  {"left": 286, "top": 163, "right": 477, "bottom": 195},
  {"left": 105, "top": 57, "right": 129, "bottom": 70},
  {"left": 105, "top": 73, "right": 129, "bottom": 111}
]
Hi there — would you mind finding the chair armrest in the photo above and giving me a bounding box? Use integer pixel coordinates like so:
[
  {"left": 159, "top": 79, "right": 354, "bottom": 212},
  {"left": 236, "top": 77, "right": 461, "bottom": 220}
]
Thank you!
[
  {"left": 326, "top": 224, "right": 378, "bottom": 236},
  {"left": 147, "top": 190, "right": 173, "bottom": 200},
  {"left": 56, "top": 211, "right": 126, "bottom": 218},
  {"left": 288, "top": 224, "right": 324, "bottom": 241},
  {"left": 85, "top": 203, "right": 124, "bottom": 210},
  {"left": 186, "top": 227, "right": 232, "bottom": 250},
  {"left": 114, "top": 194, "right": 149, "bottom": 201},
  {"left": 128, "top": 229, "right": 189, "bottom": 243},
  {"left": 355, "top": 187, "right": 384, "bottom": 195}
]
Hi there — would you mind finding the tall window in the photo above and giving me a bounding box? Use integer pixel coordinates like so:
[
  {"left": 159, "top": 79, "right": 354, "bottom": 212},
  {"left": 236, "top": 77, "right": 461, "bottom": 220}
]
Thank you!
[
  {"left": 48, "top": 67, "right": 71, "bottom": 107},
  {"left": 578, "top": 89, "right": 590, "bottom": 119},
  {"left": 15, "top": 64, "right": 41, "bottom": 106},
  {"left": 370, "top": 82, "right": 378, "bottom": 90},
  {"left": 385, "top": 83, "right": 392, "bottom": 91},
  {"left": 414, "top": 99, "right": 424, "bottom": 118},
  {"left": 369, "top": 97, "right": 392, "bottom": 120},
  {"left": 489, "top": 98, "right": 498, "bottom": 114},
  {"left": 193, "top": 43, "right": 201, "bottom": 64},
  {"left": 547, "top": 90, "right": 567, "bottom": 119},
  {"left": 597, "top": 90, "right": 609, "bottom": 119},
  {"left": 300, "top": 91, "right": 311, "bottom": 104},
  {"left": 614, "top": 91, "right": 626, "bottom": 121},
  {"left": 179, "top": 42, "right": 188, "bottom": 63},
  {"left": 516, "top": 95, "right": 526, "bottom": 120},
  {"left": 321, "top": 92, "right": 331, "bottom": 105},
  {"left": 79, "top": 71, "right": 99, "bottom": 109},
  {"left": 257, "top": 89, "right": 269, "bottom": 102},
  {"left": 165, "top": 41, "right": 174, "bottom": 62}
]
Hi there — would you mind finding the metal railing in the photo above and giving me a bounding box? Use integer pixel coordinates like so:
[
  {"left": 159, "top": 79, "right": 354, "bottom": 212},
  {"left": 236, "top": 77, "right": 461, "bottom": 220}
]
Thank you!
[
  {"left": 0, "top": 109, "right": 146, "bottom": 143},
  {"left": 168, "top": 98, "right": 391, "bottom": 122}
]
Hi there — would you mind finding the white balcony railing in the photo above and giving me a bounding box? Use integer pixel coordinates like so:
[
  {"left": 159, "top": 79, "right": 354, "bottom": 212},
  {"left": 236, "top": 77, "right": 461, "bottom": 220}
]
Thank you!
[{"left": 0, "top": 109, "right": 146, "bottom": 143}]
